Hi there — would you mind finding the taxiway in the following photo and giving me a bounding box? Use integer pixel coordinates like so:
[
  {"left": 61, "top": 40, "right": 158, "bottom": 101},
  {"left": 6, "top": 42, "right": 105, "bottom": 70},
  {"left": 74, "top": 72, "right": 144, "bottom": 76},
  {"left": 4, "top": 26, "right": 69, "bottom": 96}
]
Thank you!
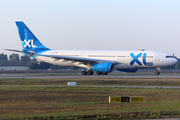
[{"left": 0, "top": 74, "right": 180, "bottom": 78}]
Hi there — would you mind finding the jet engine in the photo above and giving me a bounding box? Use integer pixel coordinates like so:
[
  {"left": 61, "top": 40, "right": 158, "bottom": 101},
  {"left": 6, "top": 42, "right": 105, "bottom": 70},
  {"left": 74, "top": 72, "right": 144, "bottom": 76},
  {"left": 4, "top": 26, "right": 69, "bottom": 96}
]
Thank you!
[{"left": 92, "top": 63, "right": 114, "bottom": 72}]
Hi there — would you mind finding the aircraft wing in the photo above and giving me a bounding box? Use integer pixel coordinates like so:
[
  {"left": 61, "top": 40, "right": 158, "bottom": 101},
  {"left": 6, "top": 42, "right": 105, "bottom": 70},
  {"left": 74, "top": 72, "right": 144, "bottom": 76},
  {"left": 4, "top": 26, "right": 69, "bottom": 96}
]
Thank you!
[
  {"left": 35, "top": 54, "right": 121, "bottom": 64},
  {"left": 5, "top": 49, "right": 121, "bottom": 64}
]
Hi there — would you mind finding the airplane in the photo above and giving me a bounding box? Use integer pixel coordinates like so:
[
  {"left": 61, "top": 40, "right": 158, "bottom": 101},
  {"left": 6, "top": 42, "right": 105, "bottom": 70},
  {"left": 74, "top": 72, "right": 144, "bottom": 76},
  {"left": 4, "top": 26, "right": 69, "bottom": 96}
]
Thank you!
[{"left": 5, "top": 21, "right": 178, "bottom": 75}]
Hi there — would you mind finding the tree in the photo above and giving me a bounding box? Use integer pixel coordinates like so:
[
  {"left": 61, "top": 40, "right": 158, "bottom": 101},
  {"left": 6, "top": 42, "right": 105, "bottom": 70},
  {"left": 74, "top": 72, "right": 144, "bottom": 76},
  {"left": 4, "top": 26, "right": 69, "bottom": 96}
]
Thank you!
[
  {"left": 39, "top": 61, "right": 52, "bottom": 69},
  {"left": 31, "top": 58, "right": 37, "bottom": 63},
  {"left": 21, "top": 55, "right": 30, "bottom": 62},
  {"left": 9, "top": 53, "right": 19, "bottom": 62},
  {"left": 175, "top": 60, "right": 180, "bottom": 69},
  {"left": 0, "top": 53, "right": 8, "bottom": 62},
  {"left": 50, "top": 65, "right": 60, "bottom": 70},
  {"left": 29, "top": 62, "right": 39, "bottom": 69}
]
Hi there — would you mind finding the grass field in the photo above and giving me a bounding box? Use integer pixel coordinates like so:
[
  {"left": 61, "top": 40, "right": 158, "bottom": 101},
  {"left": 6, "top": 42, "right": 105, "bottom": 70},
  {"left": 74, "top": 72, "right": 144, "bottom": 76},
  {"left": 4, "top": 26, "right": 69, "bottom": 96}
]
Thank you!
[
  {"left": 1, "top": 77, "right": 180, "bottom": 86},
  {"left": 0, "top": 78, "right": 180, "bottom": 119}
]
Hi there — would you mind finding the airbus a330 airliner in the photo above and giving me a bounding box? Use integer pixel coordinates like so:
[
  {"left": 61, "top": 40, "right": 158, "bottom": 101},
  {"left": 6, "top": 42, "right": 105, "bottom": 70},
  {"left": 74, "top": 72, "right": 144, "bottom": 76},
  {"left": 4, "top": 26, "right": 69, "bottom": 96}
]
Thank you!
[{"left": 6, "top": 21, "right": 178, "bottom": 75}]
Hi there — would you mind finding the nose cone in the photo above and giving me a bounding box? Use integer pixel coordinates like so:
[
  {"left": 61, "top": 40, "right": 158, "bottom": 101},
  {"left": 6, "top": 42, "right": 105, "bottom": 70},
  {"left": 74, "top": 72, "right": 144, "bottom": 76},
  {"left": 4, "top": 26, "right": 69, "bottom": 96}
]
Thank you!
[
  {"left": 173, "top": 58, "right": 178, "bottom": 65},
  {"left": 165, "top": 57, "right": 178, "bottom": 66}
]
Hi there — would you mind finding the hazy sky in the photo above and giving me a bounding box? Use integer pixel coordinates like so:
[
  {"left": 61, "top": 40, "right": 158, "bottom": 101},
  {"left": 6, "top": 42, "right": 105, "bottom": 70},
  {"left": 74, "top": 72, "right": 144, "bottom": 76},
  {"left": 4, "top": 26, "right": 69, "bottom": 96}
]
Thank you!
[{"left": 1, "top": 0, "right": 180, "bottom": 57}]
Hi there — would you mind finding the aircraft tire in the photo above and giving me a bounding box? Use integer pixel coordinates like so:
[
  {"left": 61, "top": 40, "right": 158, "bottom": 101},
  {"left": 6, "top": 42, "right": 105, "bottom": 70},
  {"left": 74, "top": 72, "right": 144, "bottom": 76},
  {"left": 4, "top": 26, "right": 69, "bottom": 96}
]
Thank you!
[
  {"left": 155, "top": 71, "right": 160, "bottom": 75},
  {"left": 102, "top": 72, "right": 108, "bottom": 75},
  {"left": 97, "top": 71, "right": 102, "bottom": 75},
  {"left": 82, "top": 71, "right": 87, "bottom": 75},
  {"left": 88, "top": 71, "right": 94, "bottom": 75}
]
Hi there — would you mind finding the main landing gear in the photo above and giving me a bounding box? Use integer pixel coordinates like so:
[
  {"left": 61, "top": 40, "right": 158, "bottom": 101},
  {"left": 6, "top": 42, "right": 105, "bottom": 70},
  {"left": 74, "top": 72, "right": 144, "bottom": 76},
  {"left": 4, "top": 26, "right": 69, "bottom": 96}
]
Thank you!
[
  {"left": 82, "top": 71, "right": 93, "bottom": 75},
  {"left": 97, "top": 71, "right": 108, "bottom": 75},
  {"left": 82, "top": 71, "right": 108, "bottom": 75},
  {"left": 155, "top": 67, "right": 160, "bottom": 75}
]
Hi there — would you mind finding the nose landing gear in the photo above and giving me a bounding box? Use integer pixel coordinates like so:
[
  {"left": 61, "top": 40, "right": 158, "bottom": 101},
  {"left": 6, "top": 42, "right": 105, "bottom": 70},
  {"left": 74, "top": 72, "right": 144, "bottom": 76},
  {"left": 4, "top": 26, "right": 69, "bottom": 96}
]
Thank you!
[{"left": 155, "top": 68, "right": 160, "bottom": 75}]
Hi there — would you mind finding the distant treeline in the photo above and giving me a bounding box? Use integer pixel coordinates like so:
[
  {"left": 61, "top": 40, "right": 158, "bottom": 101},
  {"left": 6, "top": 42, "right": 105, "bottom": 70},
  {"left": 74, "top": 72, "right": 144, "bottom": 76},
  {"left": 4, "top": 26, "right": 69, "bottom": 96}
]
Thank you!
[
  {"left": 0, "top": 53, "right": 80, "bottom": 70},
  {"left": 0, "top": 53, "right": 180, "bottom": 70}
]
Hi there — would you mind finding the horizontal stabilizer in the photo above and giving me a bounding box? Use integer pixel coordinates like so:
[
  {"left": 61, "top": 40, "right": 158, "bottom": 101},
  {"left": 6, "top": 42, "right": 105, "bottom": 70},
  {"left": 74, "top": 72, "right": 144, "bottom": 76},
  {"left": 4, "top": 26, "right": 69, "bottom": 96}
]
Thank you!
[
  {"left": 4, "top": 49, "right": 23, "bottom": 53},
  {"left": 5, "top": 49, "right": 35, "bottom": 56}
]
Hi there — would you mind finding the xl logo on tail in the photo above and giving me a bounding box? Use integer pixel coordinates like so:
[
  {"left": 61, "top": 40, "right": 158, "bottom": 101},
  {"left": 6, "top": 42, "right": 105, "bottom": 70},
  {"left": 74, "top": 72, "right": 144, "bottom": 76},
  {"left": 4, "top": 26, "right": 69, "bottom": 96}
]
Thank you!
[{"left": 24, "top": 39, "right": 36, "bottom": 48}]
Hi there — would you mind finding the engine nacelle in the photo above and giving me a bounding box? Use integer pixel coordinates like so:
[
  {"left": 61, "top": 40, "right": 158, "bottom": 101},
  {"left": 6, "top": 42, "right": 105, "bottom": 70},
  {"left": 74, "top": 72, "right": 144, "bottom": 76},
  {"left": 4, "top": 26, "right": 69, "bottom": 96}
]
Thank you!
[
  {"left": 92, "top": 63, "right": 114, "bottom": 72},
  {"left": 117, "top": 68, "right": 138, "bottom": 72}
]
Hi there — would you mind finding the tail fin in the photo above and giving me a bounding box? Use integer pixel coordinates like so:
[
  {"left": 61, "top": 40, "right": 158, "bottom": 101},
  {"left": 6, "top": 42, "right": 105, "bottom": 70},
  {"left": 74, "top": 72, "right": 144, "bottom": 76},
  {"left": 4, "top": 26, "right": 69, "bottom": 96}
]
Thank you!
[{"left": 16, "top": 21, "right": 49, "bottom": 50}]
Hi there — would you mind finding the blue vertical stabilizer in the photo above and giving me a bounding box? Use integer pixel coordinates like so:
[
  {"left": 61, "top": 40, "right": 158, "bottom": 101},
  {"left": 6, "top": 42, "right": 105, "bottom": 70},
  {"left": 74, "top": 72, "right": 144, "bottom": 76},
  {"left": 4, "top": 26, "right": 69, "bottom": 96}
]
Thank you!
[{"left": 16, "top": 21, "right": 49, "bottom": 51}]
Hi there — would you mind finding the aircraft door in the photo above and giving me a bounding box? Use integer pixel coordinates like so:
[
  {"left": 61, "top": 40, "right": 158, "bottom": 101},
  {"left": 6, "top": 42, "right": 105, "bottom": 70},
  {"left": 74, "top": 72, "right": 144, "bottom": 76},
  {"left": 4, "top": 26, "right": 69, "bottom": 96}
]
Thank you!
[
  {"left": 155, "top": 53, "right": 160, "bottom": 61},
  {"left": 80, "top": 52, "right": 84, "bottom": 58}
]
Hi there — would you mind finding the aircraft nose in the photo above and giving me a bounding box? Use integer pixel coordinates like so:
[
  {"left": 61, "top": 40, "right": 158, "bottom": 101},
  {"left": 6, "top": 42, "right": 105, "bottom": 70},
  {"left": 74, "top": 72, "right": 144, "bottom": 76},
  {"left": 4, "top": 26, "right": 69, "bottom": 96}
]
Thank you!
[{"left": 173, "top": 58, "right": 178, "bottom": 65}]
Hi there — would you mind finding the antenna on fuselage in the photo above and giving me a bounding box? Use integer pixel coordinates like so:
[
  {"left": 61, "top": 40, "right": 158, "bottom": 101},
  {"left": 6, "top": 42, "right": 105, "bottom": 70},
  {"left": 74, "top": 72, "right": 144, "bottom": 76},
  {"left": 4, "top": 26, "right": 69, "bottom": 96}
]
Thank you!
[{"left": 140, "top": 49, "right": 145, "bottom": 51}]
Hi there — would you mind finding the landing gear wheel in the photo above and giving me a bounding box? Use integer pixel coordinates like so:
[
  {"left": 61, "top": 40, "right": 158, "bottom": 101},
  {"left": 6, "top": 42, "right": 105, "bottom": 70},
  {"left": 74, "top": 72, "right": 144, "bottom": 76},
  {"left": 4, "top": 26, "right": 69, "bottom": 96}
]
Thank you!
[
  {"left": 87, "top": 71, "right": 94, "bottom": 75},
  {"left": 97, "top": 71, "right": 102, "bottom": 75},
  {"left": 155, "top": 71, "right": 160, "bottom": 75},
  {"left": 82, "top": 71, "right": 87, "bottom": 75},
  {"left": 102, "top": 72, "right": 108, "bottom": 75}
]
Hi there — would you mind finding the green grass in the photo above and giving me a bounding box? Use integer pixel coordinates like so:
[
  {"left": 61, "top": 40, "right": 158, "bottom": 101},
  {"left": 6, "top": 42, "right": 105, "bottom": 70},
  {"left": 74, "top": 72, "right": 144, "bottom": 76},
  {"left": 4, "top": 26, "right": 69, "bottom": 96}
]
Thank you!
[
  {"left": 0, "top": 86, "right": 180, "bottom": 118},
  {"left": 0, "top": 78, "right": 180, "bottom": 86},
  {"left": 0, "top": 78, "right": 180, "bottom": 119}
]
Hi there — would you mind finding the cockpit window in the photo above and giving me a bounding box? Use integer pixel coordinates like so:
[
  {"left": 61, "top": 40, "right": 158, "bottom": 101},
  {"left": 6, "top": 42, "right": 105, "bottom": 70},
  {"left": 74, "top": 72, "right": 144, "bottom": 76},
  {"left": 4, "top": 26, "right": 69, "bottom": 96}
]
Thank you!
[{"left": 166, "top": 56, "right": 174, "bottom": 58}]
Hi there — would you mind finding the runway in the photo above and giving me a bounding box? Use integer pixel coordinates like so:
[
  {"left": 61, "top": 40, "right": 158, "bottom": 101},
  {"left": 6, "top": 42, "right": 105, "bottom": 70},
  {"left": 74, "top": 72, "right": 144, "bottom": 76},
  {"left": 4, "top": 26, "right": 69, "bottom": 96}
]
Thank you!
[
  {"left": 0, "top": 74, "right": 180, "bottom": 78},
  {"left": 0, "top": 84, "right": 180, "bottom": 89}
]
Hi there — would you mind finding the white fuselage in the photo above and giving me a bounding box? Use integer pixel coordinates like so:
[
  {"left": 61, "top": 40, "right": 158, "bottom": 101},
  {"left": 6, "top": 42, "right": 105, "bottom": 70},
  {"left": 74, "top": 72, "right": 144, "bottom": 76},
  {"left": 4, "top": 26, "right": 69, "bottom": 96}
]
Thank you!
[
  {"left": 13, "top": 21, "right": 178, "bottom": 74},
  {"left": 35, "top": 50, "right": 177, "bottom": 69}
]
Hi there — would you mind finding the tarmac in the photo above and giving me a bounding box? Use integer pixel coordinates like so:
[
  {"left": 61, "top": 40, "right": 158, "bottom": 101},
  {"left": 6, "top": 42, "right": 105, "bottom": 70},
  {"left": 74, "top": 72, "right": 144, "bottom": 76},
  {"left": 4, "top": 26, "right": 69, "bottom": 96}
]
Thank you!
[
  {"left": 0, "top": 73, "right": 180, "bottom": 78},
  {"left": 0, "top": 84, "right": 179, "bottom": 89}
]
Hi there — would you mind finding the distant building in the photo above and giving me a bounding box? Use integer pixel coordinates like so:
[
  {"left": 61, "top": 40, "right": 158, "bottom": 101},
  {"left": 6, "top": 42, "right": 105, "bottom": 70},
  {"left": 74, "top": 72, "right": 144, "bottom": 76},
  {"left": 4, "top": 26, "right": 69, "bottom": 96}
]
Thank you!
[{"left": 0, "top": 65, "right": 29, "bottom": 71}]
